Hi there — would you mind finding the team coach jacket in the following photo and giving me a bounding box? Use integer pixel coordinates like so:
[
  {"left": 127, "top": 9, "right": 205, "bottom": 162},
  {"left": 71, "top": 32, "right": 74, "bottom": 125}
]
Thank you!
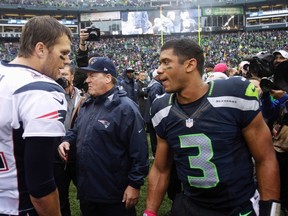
[{"left": 63, "top": 86, "right": 149, "bottom": 203}]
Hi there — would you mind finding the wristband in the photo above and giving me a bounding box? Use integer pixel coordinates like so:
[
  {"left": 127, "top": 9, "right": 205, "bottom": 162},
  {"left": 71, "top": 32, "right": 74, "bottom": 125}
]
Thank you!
[
  {"left": 143, "top": 210, "right": 157, "bottom": 216},
  {"left": 259, "top": 200, "right": 281, "bottom": 216}
]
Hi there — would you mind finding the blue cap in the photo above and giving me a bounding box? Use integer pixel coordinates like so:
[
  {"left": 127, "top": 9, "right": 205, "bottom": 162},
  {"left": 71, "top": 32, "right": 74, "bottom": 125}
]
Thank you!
[{"left": 78, "top": 57, "right": 118, "bottom": 78}]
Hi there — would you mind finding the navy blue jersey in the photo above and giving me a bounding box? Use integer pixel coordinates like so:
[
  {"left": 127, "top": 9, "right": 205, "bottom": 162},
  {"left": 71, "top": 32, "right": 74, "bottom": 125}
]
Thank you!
[{"left": 151, "top": 76, "right": 260, "bottom": 210}]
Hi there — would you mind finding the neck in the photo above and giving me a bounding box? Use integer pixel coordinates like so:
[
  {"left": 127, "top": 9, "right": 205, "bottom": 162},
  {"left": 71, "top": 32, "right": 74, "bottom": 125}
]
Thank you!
[
  {"left": 10, "top": 57, "right": 39, "bottom": 71},
  {"left": 66, "top": 85, "right": 74, "bottom": 97},
  {"left": 176, "top": 81, "right": 209, "bottom": 104}
]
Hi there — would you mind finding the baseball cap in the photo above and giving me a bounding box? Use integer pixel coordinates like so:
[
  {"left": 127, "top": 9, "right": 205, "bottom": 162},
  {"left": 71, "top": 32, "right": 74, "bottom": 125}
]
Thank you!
[
  {"left": 125, "top": 67, "right": 135, "bottom": 73},
  {"left": 214, "top": 63, "right": 228, "bottom": 73},
  {"left": 205, "top": 72, "right": 228, "bottom": 83},
  {"left": 273, "top": 50, "right": 288, "bottom": 59},
  {"left": 78, "top": 57, "right": 117, "bottom": 78}
]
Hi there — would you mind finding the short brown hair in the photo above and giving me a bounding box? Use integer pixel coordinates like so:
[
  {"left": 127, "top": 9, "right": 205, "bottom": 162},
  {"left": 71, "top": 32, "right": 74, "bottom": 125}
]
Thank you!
[{"left": 18, "top": 16, "right": 72, "bottom": 58}]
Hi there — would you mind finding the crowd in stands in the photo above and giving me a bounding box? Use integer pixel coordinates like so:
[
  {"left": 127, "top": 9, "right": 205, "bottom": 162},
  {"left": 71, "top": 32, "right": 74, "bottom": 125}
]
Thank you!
[
  {"left": 0, "top": 29, "right": 287, "bottom": 75},
  {"left": 1, "top": 0, "right": 148, "bottom": 8},
  {"left": 0, "top": 0, "right": 196, "bottom": 8}
]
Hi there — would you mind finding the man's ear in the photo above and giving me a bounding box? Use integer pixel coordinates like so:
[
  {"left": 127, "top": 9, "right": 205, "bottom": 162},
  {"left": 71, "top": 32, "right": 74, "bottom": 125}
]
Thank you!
[
  {"left": 35, "top": 42, "right": 45, "bottom": 58},
  {"left": 105, "top": 74, "right": 113, "bottom": 83},
  {"left": 186, "top": 58, "right": 197, "bottom": 73}
]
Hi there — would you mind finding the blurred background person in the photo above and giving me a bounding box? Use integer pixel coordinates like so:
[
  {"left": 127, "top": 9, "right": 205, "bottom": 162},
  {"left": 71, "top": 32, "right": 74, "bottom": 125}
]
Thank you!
[
  {"left": 260, "top": 49, "right": 288, "bottom": 214},
  {"left": 54, "top": 64, "right": 85, "bottom": 216},
  {"left": 137, "top": 71, "right": 148, "bottom": 118}
]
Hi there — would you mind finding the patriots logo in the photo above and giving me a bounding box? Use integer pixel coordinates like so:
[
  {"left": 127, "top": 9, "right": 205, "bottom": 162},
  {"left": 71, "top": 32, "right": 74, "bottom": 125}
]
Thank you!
[
  {"left": 36, "top": 110, "right": 66, "bottom": 124},
  {"left": 89, "top": 57, "right": 98, "bottom": 65},
  {"left": 98, "top": 120, "right": 110, "bottom": 128}
]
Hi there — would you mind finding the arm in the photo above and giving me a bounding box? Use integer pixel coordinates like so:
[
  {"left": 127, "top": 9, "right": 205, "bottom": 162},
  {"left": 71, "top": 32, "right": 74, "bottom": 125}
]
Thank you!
[
  {"left": 242, "top": 112, "right": 280, "bottom": 200},
  {"left": 145, "top": 135, "right": 173, "bottom": 213},
  {"left": 122, "top": 185, "right": 140, "bottom": 209},
  {"left": 79, "top": 28, "right": 89, "bottom": 52},
  {"left": 25, "top": 137, "right": 62, "bottom": 216},
  {"left": 30, "top": 190, "right": 61, "bottom": 216},
  {"left": 76, "top": 29, "right": 89, "bottom": 67},
  {"left": 261, "top": 92, "right": 277, "bottom": 119}
]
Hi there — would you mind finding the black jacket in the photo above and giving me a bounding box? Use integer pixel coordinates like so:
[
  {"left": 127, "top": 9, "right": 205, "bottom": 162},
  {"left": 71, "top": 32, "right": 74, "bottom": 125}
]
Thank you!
[{"left": 63, "top": 87, "right": 149, "bottom": 203}]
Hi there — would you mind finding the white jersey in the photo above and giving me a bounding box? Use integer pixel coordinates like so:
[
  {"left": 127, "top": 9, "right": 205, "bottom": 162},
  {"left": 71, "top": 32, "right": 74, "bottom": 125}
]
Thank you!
[{"left": 0, "top": 61, "right": 67, "bottom": 215}]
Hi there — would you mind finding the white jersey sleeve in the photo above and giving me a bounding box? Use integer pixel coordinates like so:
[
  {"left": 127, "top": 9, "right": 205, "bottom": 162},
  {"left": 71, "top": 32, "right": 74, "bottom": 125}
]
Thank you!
[{"left": 8, "top": 67, "right": 67, "bottom": 138}]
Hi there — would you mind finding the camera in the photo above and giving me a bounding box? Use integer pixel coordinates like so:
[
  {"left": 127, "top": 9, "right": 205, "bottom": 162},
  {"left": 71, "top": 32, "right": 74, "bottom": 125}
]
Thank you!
[
  {"left": 85, "top": 26, "right": 100, "bottom": 41},
  {"left": 246, "top": 51, "right": 275, "bottom": 78},
  {"left": 246, "top": 52, "right": 276, "bottom": 92},
  {"left": 259, "top": 77, "right": 279, "bottom": 93},
  {"left": 246, "top": 51, "right": 288, "bottom": 92}
]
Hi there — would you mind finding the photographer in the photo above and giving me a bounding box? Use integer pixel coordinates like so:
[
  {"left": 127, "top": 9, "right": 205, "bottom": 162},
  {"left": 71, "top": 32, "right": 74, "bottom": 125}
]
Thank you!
[
  {"left": 259, "top": 49, "right": 288, "bottom": 214},
  {"left": 76, "top": 28, "right": 89, "bottom": 67},
  {"left": 76, "top": 27, "right": 101, "bottom": 67}
]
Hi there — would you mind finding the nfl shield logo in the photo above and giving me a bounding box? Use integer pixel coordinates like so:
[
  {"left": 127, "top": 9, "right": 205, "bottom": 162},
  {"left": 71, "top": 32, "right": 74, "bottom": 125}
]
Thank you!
[{"left": 186, "top": 118, "right": 193, "bottom": 128}]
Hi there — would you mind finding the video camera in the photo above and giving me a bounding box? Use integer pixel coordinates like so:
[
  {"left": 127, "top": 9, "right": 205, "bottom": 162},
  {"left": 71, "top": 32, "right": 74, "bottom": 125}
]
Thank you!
[
  {"left": 85, "top": 25, "right": 101, "bottom": 41},
  {"left": 246, "top": 52, "right": 288, "bottom": 92}
]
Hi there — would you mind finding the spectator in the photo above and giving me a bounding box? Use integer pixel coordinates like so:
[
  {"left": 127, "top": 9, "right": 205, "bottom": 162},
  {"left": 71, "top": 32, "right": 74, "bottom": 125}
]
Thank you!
[
  {"left": 260, "top": 49, "right": 288, "bottom": 214},
  {"left": 54, "top": 64, "right": 86, "bottom": 216},
  {"left": 273, "top": 50, "right": 288, "bottom": 68},
  {"left": 144, "top": 38, "right": 280, "bottom": 216},
  {"left": 238, "top": 60, "right": 250, "bottom": 77},
  {"left": 120, "top": 67, "right": 138, "bottom": 103},
  {"left": 144, "top": 69, "right": 165, "bottom": 157},
  {"left": 0, "top": 15, "right": 71, "bottom": 216},
  {"left": 58, "top": 57, "right": 149, "bottom": 216},
  {"left": 137, "top": 71, "right": 148, "bottom": 117},
  {"left": 202, "top": 62, "right": 214, "bottom": 81},
  {"left": 227, "top": 67, "right": 238, "bottom": 77},
  {"left": 205, "top": 71, "right": 228, "bottom": 82},
  {"left": 213, "top": 62, "right": 228, "bottom": 75}
]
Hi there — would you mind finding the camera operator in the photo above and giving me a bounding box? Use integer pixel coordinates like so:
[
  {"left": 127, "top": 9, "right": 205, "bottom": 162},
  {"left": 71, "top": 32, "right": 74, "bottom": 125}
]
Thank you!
[
  {"left": 76, "top": 27, "right": 101, "bottom": 68},
  {"left": 76, "top": 29, "right": 89, "bottom": 67},
  {"left": 260, "top": 49, "right": 288, "bottom": 214}
]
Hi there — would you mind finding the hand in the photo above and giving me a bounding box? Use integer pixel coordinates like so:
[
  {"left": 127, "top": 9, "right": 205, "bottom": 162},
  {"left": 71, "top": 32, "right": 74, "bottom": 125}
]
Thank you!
[
  {"left": 122, "top": 185, "right": 140, "bottom": 209},
  {"left": 79, "top": 28, "right": 89, "bottom": 44},
  {"left": 270, "top": 89, "right": 287, "bottom": 99},
  {"left": 58, "top": 141, "right": 70, "bottom": 161}
]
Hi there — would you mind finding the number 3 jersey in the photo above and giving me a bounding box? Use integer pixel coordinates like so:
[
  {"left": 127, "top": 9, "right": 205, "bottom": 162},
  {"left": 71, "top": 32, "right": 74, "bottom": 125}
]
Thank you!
[
  {"left": 151, "top": 76, "right": 260, "bottom": 210},
  {"left": 0, "top": 61, "right": 67, "bottom": 215}
]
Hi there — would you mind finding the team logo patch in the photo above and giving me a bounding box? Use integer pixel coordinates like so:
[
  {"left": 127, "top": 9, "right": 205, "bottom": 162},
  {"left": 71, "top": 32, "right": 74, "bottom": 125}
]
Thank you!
[
  {"left": 245, "top": 83, "right": 259, "bottom": 99},
  {"left": 186, "top": 118, "right": 193, "bottom": 128},
  {"left": 98, "top": 120, "right": 110, "bottom": 128},
  {"left": 36, "top": 110, "right": 66, "bottom": 124}
]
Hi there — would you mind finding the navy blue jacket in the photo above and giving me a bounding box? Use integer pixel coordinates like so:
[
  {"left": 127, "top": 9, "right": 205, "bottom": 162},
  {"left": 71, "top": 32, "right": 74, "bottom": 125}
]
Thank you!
[
  {"left": 143, "top": 79, "right": 165, "bottom": 124},
  {"left": 63, "top": 87, "right": 149, "bottom": 203},
  {"left": 119, "top": 77, "right": 138, "bottom": 103}
]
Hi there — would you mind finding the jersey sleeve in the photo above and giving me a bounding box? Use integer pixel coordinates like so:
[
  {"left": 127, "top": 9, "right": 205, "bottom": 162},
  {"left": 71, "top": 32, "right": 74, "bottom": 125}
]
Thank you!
[
  {"left": 12, "top": 81, "right": 67, "bottom": 138},
  {"left": 209, "top": 76, "right": 260, "bottom": 129}
]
